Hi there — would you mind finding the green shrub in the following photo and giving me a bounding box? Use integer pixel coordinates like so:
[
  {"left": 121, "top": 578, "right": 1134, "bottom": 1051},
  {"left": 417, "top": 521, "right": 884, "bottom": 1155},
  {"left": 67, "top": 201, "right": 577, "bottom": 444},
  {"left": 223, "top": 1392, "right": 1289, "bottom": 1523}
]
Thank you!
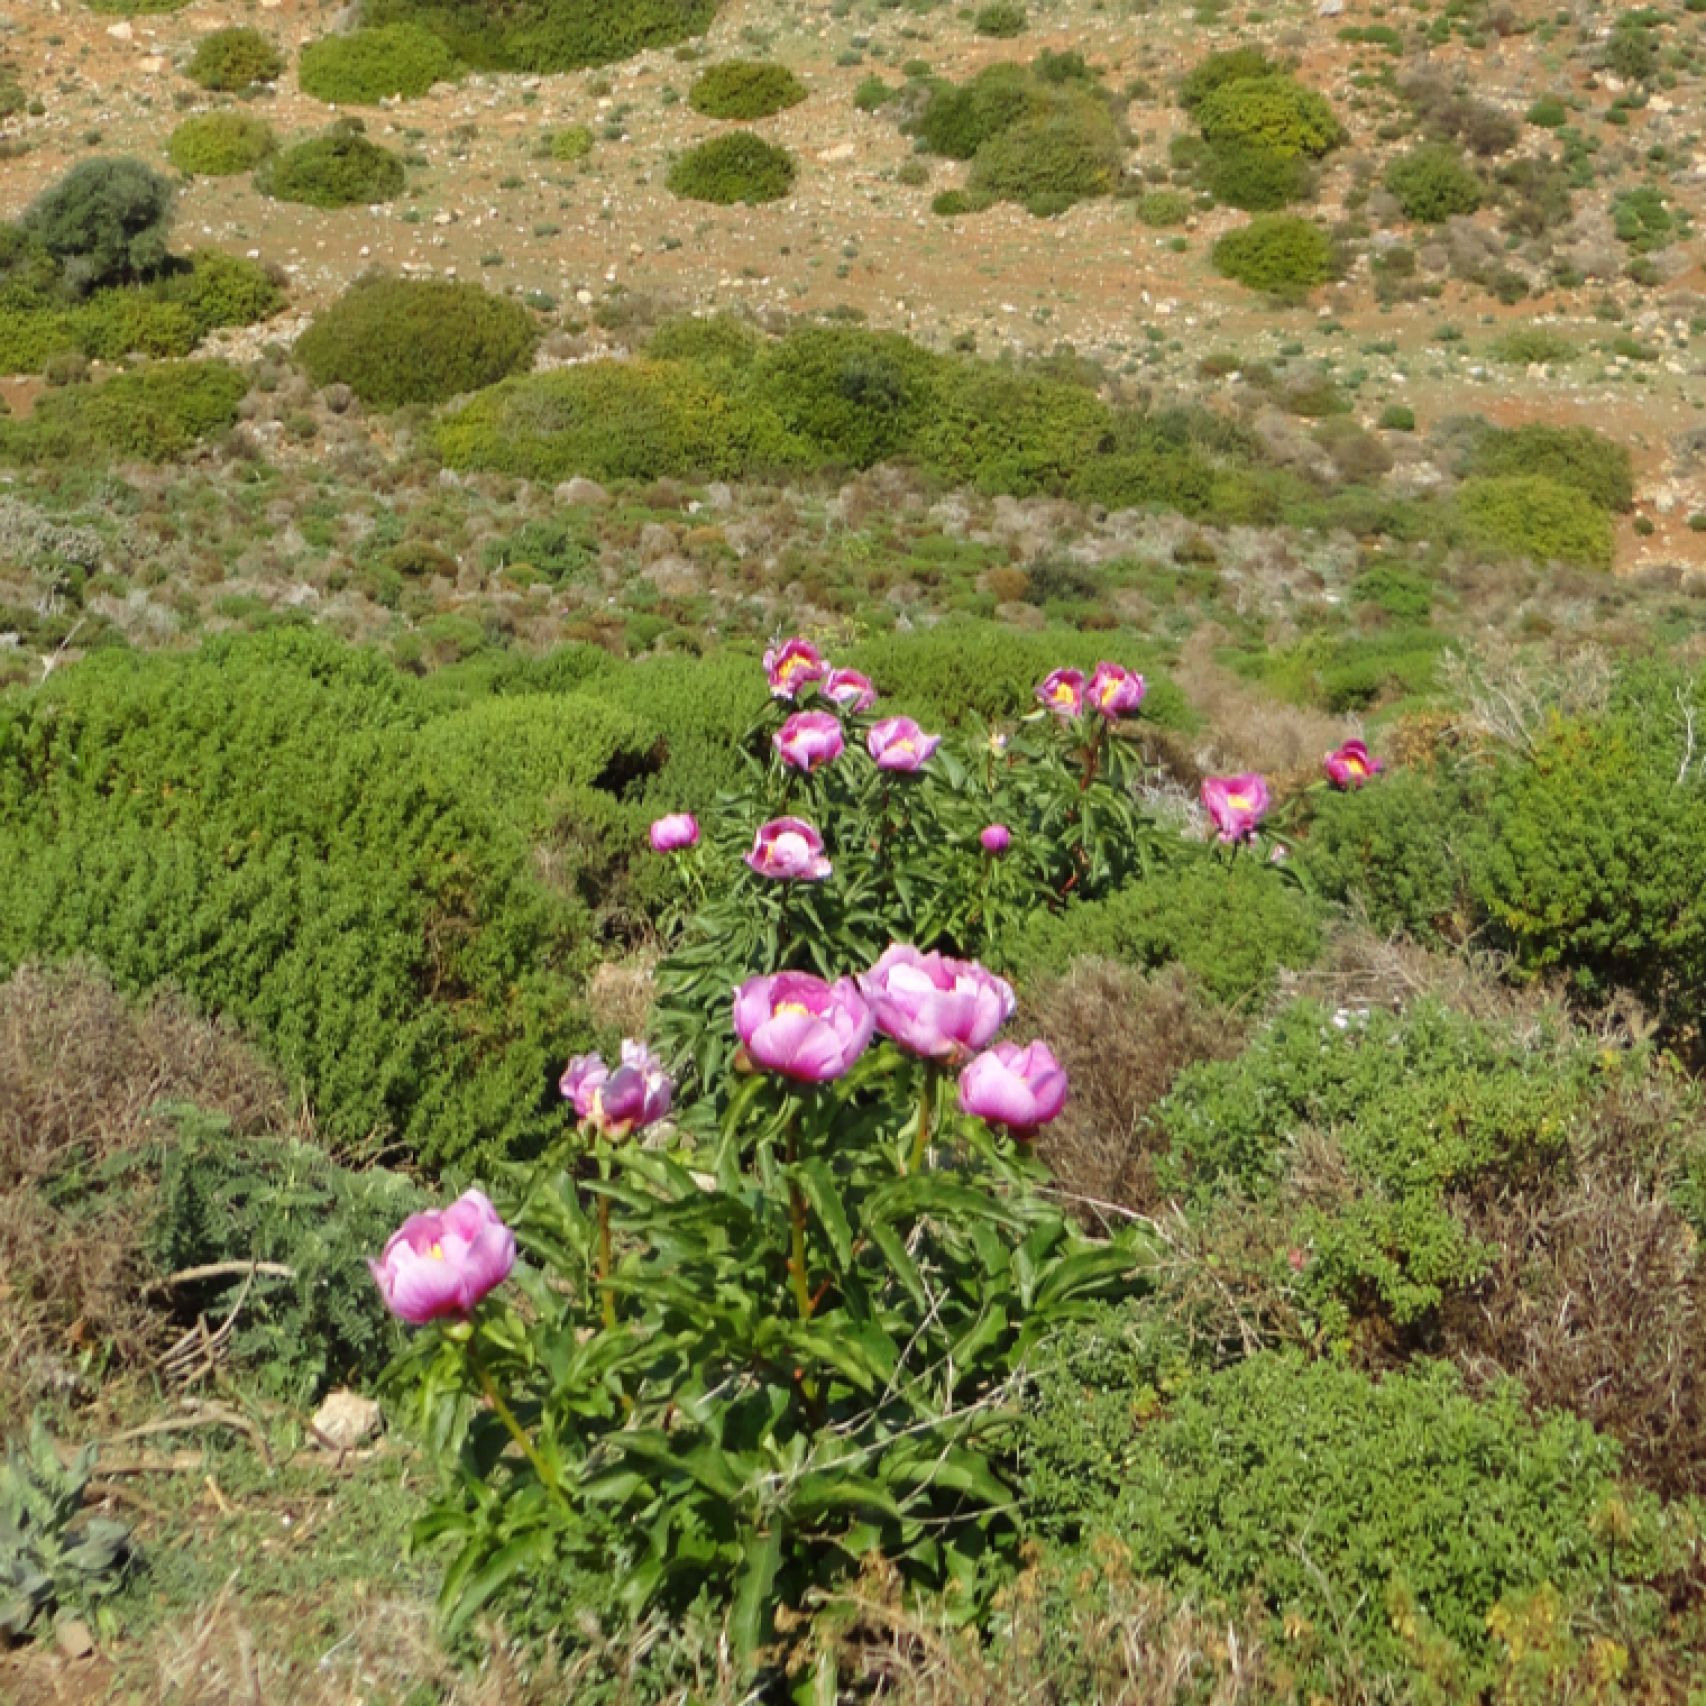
[
  {"left": 1178, "top": 47, "right": 1276, "bottom": 113},
  {"left": 644, "top": 311, "right": 760, "bottom": 366},
  {"left": 666, "top": 132, "right": 797, "bottom": 204},
  {"left": 296, "top": 276, "right": 536, "bottom": 406},
  {"left": 166, "top": 111, "right": 276, "bottom": 177},
  {"left": 1465, "top": 423, "right": 1632, "bottom": 512},
  {"left": 1526, "top": 94, "right": 1567, "bottom": 128},
  {"left": 255, "top": 126, "right": 406, "bottom": 207},
  {"left": 931, "top": 188, "right": 998, "bottom": 217},
  {"left": 20, "top": 158, "right": 173, "bottom": 297},
  {"left": 0, "top": 631, "right": 665, "bottom": 1168},
  {"left": 1212, "top": 214, "right": 1336, "bottom": 299},
  {"left": 545, "top": 123, "right": 594, "bottom": 162},
  {"left": 852, "top": 74, "right": 895, "bottom": 113},
  {"left": 686, "top": 59, "right": 805, "bottom": 120},
  {"left": 974, "top": 1, "right": 1027, "bottom": 37},
  {"left": 1201, "top": 140, "right": 1313, "bottom": 211},
  {"left": 1385, "top": 143, "right": 1482, "bottom": 222},
  {"left": 1455, "top": 476, "right": 1614, "bottom": 570},
  {"left": 1379, "top": 402, "right": 1416, "bottom": 431},
  {"left": 909, "top": 63, "right": 1033, "bottom": 159},
  {"left": 360, "top": 0, "right": 717, "bottom": 74},
  {"left": 185, "top": 26, "right": 285, "bottom": 92},
  {"left": 1134, "top": 189, "right": 1190, "bottom": 227},
  {"left": 1193, "top": 75, "right": 1343, "bottom": 158},
  {"left": 1611, "top": 186, "right": 1678, "bottom": 254},
  {"left": 1004, "top": 859, "right": 1320, "bottom": 1006},
  {"left": 298, "top": 25, "right": 458, "bottom": 104},
  {"left": 1490, "top": 327, "right": 1573, "bottom": 366},
  {"left": 966, "top": 94, "right": 1124, "bottom": 215},
  {"left": 1027, "top": 1348, "right": 1677, "bottom": 1694},
  {"left": 0, "top": 359, "right": 248, "bottom": 464}
]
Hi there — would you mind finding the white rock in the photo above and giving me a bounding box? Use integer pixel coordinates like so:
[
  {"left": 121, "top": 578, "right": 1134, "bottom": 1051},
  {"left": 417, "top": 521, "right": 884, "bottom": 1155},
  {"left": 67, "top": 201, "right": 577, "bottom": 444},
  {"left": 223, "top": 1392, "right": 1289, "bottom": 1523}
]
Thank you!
[
  {"left": 106, "top": 19, "right": 133, "bottom": 39},
  {"left": 311, "top": 1390, "right": 381, "bottom": 1451}
]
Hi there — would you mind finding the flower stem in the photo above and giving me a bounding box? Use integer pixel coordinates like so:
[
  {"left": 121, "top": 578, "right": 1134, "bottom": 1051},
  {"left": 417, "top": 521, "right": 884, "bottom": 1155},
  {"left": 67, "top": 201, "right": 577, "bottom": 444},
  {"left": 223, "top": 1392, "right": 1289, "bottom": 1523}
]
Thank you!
[
  {"left": 596, "top": 1193, "right": 616, "bottom": 1331},
  {"left": 464, "top": 1338, "right": 567, "bottom": 1510},
  {"left": 907, "top": 1065, "right": 938, "bottom": 1175},
  {"left": 784, "top": 1117, "right": 813, "bottom": 1322}
]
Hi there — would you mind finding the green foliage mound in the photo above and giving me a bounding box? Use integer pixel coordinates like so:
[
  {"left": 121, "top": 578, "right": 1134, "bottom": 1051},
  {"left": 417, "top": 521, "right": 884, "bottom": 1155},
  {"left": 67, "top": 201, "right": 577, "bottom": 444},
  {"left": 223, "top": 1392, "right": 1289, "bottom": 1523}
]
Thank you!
[
  {"left": 1176, "top": 54, "right": 1339, "bottom": 214},
  {"left": 19, "top": 158, "right": 173, "bottom": 297},
  {"left": 360, "top": 0, "right": 718, "bottom": 74},
  {"left": 184, "top": 26, "right": 284, "bottom": 92},
  {"left": 1455, "top": 475, "right": 1613, "bottom": 570},
  {"left": 1465, "top": 422, "right": 1633, "bottom": 512},
  {"left": 295, "top": 276, "right": 537, "bottom": 406},
  {"left": 545, "top": 124, "right": 594, "bottom": 163},
  {"left": 687, "top": 60, "right": 805, "bottom": 121},
  {"left": 0, "top": 630, "right": 666, "bottom": 1168},
  {"left": 1385, "top": 143, "right": 1482, "bottom": 223},
  {"left": 666, "top": 132, "right": 797, "bottom": 205},
  {"left": 1193, "top": 74, "right": 1343, "bottom": 159},
  {"left": 1028, "top": 1347, "right": 1677, "bottom": 1693},
  {"left": 166, "top": 111, "right": 277, "bottom": 177},
  {"left": 298, "top": 25, "right": 458, "bottom": 104},
  {"left": 255, "top": 125, "right": 406, "bottom": 207},
  {"left": 1212, "top": 214, "right": 1337, "bottom": 299},
  {"left": 0, "top": 359, "right": 248, "bottom": 464}
]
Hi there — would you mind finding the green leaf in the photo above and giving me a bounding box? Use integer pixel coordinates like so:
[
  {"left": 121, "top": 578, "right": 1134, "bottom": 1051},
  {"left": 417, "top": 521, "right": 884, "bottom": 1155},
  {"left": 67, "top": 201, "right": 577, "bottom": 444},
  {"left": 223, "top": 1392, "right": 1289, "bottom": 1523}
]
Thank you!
[
  {"left": 443, "top": 1528, "right": 556, "bottom": 1636},
  {"left": 729, "top": 1524, "right": 782, "bottom": 1661},
  {"left": 795, "top": 1157, "right": 854, "bottom": 1265}
]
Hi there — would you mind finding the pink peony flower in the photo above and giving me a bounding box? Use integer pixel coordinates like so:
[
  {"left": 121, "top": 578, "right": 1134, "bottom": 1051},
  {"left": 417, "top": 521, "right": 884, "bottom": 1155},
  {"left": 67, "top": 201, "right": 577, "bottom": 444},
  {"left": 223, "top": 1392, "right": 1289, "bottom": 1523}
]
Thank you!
[
  {"left": 369, "top": 1189, "right": 516, "bottom": 1325},
  {"left": 1201, "top": 773, "right": 1271, "bottom": 843},
  {"left": 1324, "top": 739, "right": 1383, "bottom": 791},
  {"left": 774, "top": 710, "right": 845, "bottom": 773},
  {"left": 980, "top": 823, "right": 1012, "bottom": 855},
  {"left": 763, "top": 637, "right": 827, "bottom": 700},
  {"left": 648, "top": 812, "right": 700, "bottom": 853},
  {"left": 822, "top": 668, "right": 877, "bottom": 714},
  {"left": 956, "top": 1041, "right": 1069, "bottom": 1139},
  {"left": 733, "top": 971, "right": 874, "bottom": 1082},
  {"left": 1036, "top": 668, "right": 1086, "bottom": 719},
  {"left": 1087, "top": 661, "right": 1146, "bottom": 720},
  {"left": 746, "top": 817, "right": 833, "bottom": 882},
  {"left": 560, "top": 1041, "right": 672, "bottom": 1138},
  {"left": 858, "top": 943, "right": 1016, "bottom": 1065},
  {"left": 866, "top": 717, "right": 941, "bottom": 773}
]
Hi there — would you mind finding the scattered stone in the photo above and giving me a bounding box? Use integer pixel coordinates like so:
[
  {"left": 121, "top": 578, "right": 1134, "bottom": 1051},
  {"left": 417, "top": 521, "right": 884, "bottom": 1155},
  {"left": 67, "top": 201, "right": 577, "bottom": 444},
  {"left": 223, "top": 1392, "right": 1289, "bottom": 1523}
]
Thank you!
[
  {"left": 558, "top": 476, "right": 611, "bottom": 506},
  {"left": 311, "top": 1389, "right": 381, "bottom": 1451},
  {"left": 55, "top": 1619, "right": 95, "bottom": 1660}
]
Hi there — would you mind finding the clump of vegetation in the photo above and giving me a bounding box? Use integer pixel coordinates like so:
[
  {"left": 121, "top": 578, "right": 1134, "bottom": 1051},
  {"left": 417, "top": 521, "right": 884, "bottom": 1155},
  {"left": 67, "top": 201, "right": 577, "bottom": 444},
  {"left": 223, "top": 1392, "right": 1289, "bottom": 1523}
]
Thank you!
[
  {"left": 687, "top": 60, "right": 805, "bottom": 121},
  {"left": 166, "top": 111, "right": 276, "bottom": 177},
  {"left": 1191, "top": 71, "right": 1342, "bottom": 159},
  {"left": 360, "top": 0, "right": 718, "bottom": 74},
  {"left": 17, "top": 157, "right": 173, "bottom": 296},
  {"left": 1135, "top": 189, "right": 1190, "bottom": 227},
  {"left": 184, "top": 26, "right": 285, "bottom": 92},
  {"left": 0, "top": 358, "right": 248, "bottom": 464},
  {"left": 298, "top": 24, "right": 458, "bottom": 104},
  {"left": 255, "top": 124, "right": 406, "bottom": 207},
  {"left": 1212, "top": 214, "right": 1337, "bottom": 299},
  {"left": 1455, "top": 475, "right": 1614, "bottom": 571},
  {"left": 975, "top": 1, "right": 1028, "bottom": 37},
  {"left": 1465, "top": 422, "right": 1633, "bottom": 512},
  {"left": 666, "top": 132, "right": 797, "bottom": 204},
  {"left": 544, "top": 124, "right": 594, "bottom": 162},
  {"left": 295, "top": 276, "right": 537, "bottom": 406},
  {"left": 1385, "top": 143, "right": 1482, "bottom": 223}
]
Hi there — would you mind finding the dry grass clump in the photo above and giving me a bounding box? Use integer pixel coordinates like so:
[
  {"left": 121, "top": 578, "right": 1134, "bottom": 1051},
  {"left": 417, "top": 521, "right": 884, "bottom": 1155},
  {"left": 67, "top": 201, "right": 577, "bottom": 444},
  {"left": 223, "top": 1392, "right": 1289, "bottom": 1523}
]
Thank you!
[
  {"left": 0, "top": 961, "right": 289, "bottom": 1419},
  {"left": 1026, "top": 961, "right": 1247, "bottom": 1219}
]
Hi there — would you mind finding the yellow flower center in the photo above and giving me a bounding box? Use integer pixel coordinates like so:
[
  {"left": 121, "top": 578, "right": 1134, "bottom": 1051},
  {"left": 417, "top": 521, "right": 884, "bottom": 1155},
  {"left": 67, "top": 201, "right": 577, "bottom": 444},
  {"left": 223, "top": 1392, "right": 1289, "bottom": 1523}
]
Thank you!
[
  {"left": 429, "top": 1242, "right": 444, "bottom": 1260},
  {"left": 773, "top": 1000, "right": 814, "bottom": 1019},
  {"left": 1050, "top": 683, "right": 1075, "bottom": 705}
]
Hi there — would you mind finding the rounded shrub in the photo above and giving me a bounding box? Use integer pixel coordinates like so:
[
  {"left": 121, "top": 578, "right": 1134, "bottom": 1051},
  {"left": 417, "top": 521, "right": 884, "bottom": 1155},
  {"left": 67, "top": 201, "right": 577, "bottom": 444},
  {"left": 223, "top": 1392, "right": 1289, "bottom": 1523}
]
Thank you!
[
  {"left": 974, "top": 1, "right": 1028, "bottom": 36},
  {"left": 687, "top": 60, "right": 806, "bottom": 121},
  {"left": 1135, "top": 189, "right": 1190, "bottom": 227},
  {"left": 359, "top": 0, "right": 716, "bottom": 75},
  {"left": 1465, "top": 423, "right": 1632, "bottom": 512},
  {"left": 545, "top": 124, "right": 594, "bottom": 163},
  {"left": 167, "top": 111, "right": 276, "bottom": 177},
  {"left": 185, "top": 27, "right": 284, "bottom": 92},
  {"left": 666, "top": 133, "right": 797, "bottom": 205},
  {"left": 1, "top": 359, "right": 248, "bottom": 463},
  {"left": 255, "top": 127, "right": 406, "bottom": 208},
  {"left": 1212, "top": 214, "right": 1337, "bottom": 299},
  {"left": 1203, "top": 140, "right": 1314, "bottom": 211},
  {"left": 1194, "top": 75, "right": 1343, "bottom": 158},
  {"left": 1385, "top": 144, "right": 1482, "bottom": 223},
  {"left": 966, "top": 97, "right": 1124, "bottom": 215},
  {"left": 1455, "top": 475, "right": 1614, "bottom": 571},
  {"left": 297, "top": 25, "right": 457, "bottom": 105},
  {"left": 21, "top": 157, "right": 174, "bottom": 296},
  {"left": 296, "top": 277, "right": 537, "bottom": 407}
]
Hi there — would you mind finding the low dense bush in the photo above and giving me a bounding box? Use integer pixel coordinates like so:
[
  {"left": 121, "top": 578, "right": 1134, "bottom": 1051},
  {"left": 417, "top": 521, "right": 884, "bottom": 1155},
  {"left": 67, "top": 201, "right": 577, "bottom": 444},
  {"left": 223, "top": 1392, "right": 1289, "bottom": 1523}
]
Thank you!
[
  {"left": 544, "top": 124, "right": 594, "bottom": 163},
  {"left": 184, "top": 26, "right": 284, "bottom": 92},
  {"left": 687, "top": 60, "right": 805, "bottom": 121},
  {"left": 1385, "top": 143, "right": 1482, "bottom": 223},
  {"left": 1201, "top": 140, "right": 1314, "bottom": 211},
  {"left": 295, "top": 276, "right": 537, "bottom": 406},
  {"left": 1464, "top": 422, "right": 1633, "bottom": 512},
  {"left": 360, "top": 0, "right": 718, "bottom": 74},
  {"left": 166, "top": 111, "right": 276, "bottom": 177},
  {"left": 18, "top": 158, "right": 173, "bottom": 297},
  {"left": 298, "top": 25, "right": 458, "bottom": 104},
  {"left": 1455, "top": 475, "right": 1613, "bottom": 570},
  {"left": 1192, "top": 74, "right": 1342, "bottom": 159},
  {"left": 1212, "top": 213, "right": 1337, "bottom": 299},
  {"left": 255, "top": 125, "right": 407, "bottom": 207},
  {"left": 0, "top": 359, "right": 248, "bottom": 464},
  {"left": 666, "top": 132, "right": 797, "bottom": 205},
  {"left": 1177, "top": 47, "right": 1277, "bottom": 113},
  {"left": 975, "top": 0, "right": 1027, "bottom": 35}
]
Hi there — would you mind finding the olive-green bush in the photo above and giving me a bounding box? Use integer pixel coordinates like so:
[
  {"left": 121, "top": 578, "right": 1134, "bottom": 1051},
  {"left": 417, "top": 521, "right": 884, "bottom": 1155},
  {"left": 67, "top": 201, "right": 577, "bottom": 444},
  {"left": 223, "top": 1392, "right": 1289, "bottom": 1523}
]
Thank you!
[
  {"left": 167, "top": 111, "right": 277, "bottom": 177},
  {"left": 1178, "top": 47, "right": 1277, "bottom": 114},
  {"left": 1455, "top": 475, "right": 1613, "bottom": 570},
  {"left": 359, "top": 0, "right": 717, "bottom": 74},
  {"left": 184, "top": 26, "right": 284, "bottom": 92},
  {"left": 1201, "top": 140, "right": 1314, "bottom": 211},
  {"left": 1465, "top": 422, "right": 1633, "bottom": 512},
  {"left": 545, "top": 124, "right": 594, "bottom": 163},
  {"left": 255, "top": 126, "right": 406, "bottom": 207},
  {"left": 0, "top": 359, "right": 248, "bottom": 464},
  {"left": 1193, "top": 74, "right": 1342, "bottom": 158},
  {"left": 19, "top": 158, "right": 174, "bottom": 297},
  {"left": 1385, "top": 143, "right": 1483, "bottom": 223},
  {"left": 666, "top": 132, "right": 797, "bottom": 204},
  {"left": 295, "top": 276, "right": 537, "bottom": 406},
  {"left": 298, "top": 25, "right": 457, "bottom": 105},
  {"left": 1212, "top": 214, "right": 1337, "bottom": 298},
  {"left": 687, "top": 60, "right": 805, "bottom": 121}
]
